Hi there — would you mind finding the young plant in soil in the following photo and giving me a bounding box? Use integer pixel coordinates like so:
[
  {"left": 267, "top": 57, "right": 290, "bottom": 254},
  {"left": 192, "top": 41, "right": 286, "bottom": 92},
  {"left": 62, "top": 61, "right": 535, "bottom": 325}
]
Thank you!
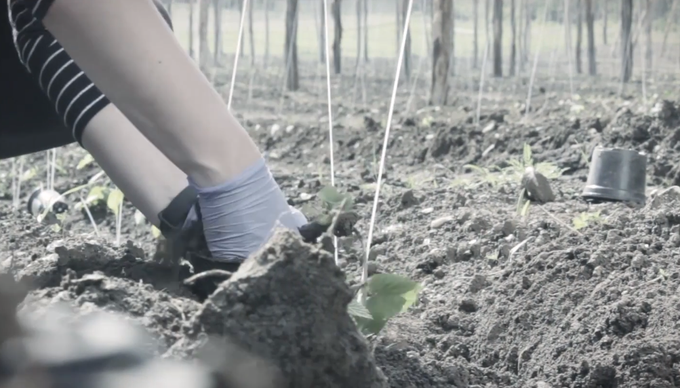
[{"left": 310, "top": 185, "right": 422, "bottom": 338}]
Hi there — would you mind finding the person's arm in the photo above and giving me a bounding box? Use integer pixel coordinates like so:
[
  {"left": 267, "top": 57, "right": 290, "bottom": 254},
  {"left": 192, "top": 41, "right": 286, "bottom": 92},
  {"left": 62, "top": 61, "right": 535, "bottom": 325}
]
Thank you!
[{"left": 16, "top": 0, "right": 306, "bottom": 260}]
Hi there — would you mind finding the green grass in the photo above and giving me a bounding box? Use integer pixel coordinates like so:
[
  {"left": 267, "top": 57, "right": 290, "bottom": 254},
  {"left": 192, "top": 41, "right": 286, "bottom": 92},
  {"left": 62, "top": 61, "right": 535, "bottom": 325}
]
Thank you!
[{"left": 168, "top": 1, "right": 680, "bottom": 64}]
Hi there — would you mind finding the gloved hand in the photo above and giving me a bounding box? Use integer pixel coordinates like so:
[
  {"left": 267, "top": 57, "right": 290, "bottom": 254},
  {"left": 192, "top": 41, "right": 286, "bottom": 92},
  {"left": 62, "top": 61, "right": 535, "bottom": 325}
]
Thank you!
[{"left": 188, "top": 158, "right": 307, "bottom": 262}]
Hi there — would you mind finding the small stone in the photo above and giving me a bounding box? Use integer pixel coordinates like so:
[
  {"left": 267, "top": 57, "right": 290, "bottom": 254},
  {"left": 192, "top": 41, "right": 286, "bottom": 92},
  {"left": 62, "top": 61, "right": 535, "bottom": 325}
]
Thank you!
[
  {"left": 522, "top": 167, "right": 555, "bottom": 203},
  {"left": 502, "top": 220, "right": 518, "bottom": 236},
  {"left": 458, "top": 299, "right": 478, "bottom": 313},
  {"left": 431, "top": 216, "right": 454, "bottom": 229},
  {"left": 521, "top": 276, "right": 532, "bottom": 289},
  {"left": 299, "top": 193, "right": 314, "bottom": 201},
  {"left": 592, "top": 266, "right": 605, "bottom": 277},
  {"left": 606, "top": 230, "right": 623, "bottom": 243},
  {"left": 421, "top": 207, "right": 434, "bottom": 214},
  {"left": 587, "top": 251, "right": 608, "bottom": 267},
  {"left": 499, "top": 244, "right": 511, "bottom": 259},
  {"left": 649, "top": 186, "right": 680, "bottom": 209},
  {"left": 669, "top": 233, "right": 680, "bottom": 247},
  {"left": 400, "top": 190, "right": 419, "bottom": 208},
  {"left": 369, "top": 245, "right": 386, "bottom": 261},
  {"left": 468, "top": 240, "right": 482, "bottom": 258},
  {"left": 433, "top": 269, "right": 445, "bottom": 279},
  {"left": 482, "top": 122, "right": 496, "bottom": 133},
  {"left": 631, "top": 254, "right": 646, "bottom": 269},
  {"left": 468, "top": 275, "right": 489, "bottom": 293},
  {"left": 445, "top": 246, "right": 457, "bottom": 262}
]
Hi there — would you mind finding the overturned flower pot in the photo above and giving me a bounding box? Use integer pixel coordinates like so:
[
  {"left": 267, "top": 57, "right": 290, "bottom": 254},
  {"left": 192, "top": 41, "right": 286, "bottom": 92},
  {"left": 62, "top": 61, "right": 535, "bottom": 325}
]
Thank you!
[
  {"left": 581, "top": 147, "right": 647, "bottom": 204},
  {"left": 188, "top": 228, "right": 388, "bottom": 388}
]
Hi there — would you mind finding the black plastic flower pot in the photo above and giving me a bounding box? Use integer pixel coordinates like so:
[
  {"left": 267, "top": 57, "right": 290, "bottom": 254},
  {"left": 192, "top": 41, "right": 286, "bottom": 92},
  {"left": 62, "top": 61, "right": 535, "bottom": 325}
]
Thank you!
[
  {"left": 581, "top": 147, "right": 647, "bottom": 204},
  {"left": 27, "top": 188, "right": 68, "bottom": 216}
]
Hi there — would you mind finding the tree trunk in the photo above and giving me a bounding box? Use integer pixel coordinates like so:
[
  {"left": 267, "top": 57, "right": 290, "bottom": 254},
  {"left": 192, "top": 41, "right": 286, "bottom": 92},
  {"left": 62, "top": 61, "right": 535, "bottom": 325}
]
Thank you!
[
  {"left": 189, "top": 0, "right": 195, "bottom": 59},
  {"left": 355, "top": 0, "right": 361, "bottom": 68},
  {"left": 396, "top": 1, "right": 402, "bottom": 57},
  {"left": 621, "top": 0, "right": 633, "bottom": 83},
  {"left": 213, "top": 0, "right": 223, "bottom": 64},
  {"left": 661, "top": 0, "right": 677, "bottom": 57},
  {"left": 319, "top": 0, "right": 326, "bottom": 63},
  {"left": 510, "top": 0, "right": 516, "bottom": 76},
  {"left": 401, "top": 0, "right": 412, "bottom": 81},
  {"left": 575, "top": 0, "right": 582, "bottom": 74},
  {"left": 264, "top": 0, "right": 270, "bottom": 68},
  {"left": 248, "top": 0, "right": 255, "bottom": 64},
  {"left": 199, "top": 0, "right": 211, "bottom": 68},
  {"left": 485, "top": 0, "right": 490, "bottom": 40},
  {"left": 473, "top": 0, "right": 479, "bottom": 68},
  {"left": 602, "top": 1, "right": 608, "bottom": 45},
  {"left": 450, "top": 0, "right": 455, "bottom": 76},
  {"left": 332, "top": 0, "right": 342, "bottom": 74},
  {"left": 492, "top": 0, "right": 503, "bottom": 77},
  {"left": 430, "top": 0, "right": 452, "bottom": 105},
  {"left": 564, "top": 0, "right": 571, "bottom": 58},
  {"left": 585, "top": 0, "right": 596, "bottom": 75},
  {"left": 285, "top": 0, "right": 299, "bottom": 90},
  {"left": 524, "top": 0, "right": 531, "bottom": 68},
  {"left": 644, "top": 0, "right": 652, "bottom": 71},
  {"left": 363, "top": 0, "right": 369, "bottom": 61},
  {"left": 517, "top": 0, "right": 524, "bottom": 72}
]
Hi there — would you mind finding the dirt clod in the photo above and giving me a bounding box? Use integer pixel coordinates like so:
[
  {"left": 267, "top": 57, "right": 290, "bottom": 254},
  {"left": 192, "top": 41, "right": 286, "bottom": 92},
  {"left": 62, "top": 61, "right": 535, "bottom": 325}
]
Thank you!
[{"left": 186, "top": 229, "right": 387, "bottom": 388}]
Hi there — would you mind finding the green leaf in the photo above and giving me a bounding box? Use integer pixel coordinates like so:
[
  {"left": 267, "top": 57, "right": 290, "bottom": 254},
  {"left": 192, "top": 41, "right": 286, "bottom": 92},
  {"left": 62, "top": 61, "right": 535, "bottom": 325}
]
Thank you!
[
  {"left": 523, "top": 143, "right": 533, "bottom": 167},
  {"left": 86, "top": 186, "right": 107, "bottom": 204},
  {"left": 76, "top": 153, "right": 94, "bottom": 170},
  {"left": 368, "top": 273, "right": 422, "bottom": 297},
  {"left": 366, "top": 294, "right": 410, "bottom": 320},
  {"left": 151, "top": 225, "right": 161, "bottom": 239},
  {"left": 107, "top": 189, "right": 124, "bottom": 216},
  {"left": 348, "top": 298, "right": 373, "bottom": 320},
  {"left": 318, "top": 186, "right": 354, "bottom": 211},
  {"left": 355, "top": 315, "right": 387, "bottom": 336},
  {"left": 352, "top": 274, "right": 422, "bottom": 336},
  {"left": 520, "top": 199, "right": 531, "bottom": 217}
]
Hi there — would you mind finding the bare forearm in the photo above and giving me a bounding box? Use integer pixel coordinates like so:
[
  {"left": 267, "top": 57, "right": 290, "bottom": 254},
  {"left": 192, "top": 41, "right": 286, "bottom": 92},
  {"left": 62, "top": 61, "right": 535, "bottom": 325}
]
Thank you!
[{"left": 42, "top": 0, "right": 261, "bottom": 187}]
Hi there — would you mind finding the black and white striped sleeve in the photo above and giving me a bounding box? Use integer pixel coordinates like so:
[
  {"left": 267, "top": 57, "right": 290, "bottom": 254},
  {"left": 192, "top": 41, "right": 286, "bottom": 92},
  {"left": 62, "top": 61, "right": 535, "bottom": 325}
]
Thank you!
[{"left": 8, "top": 0, "right": 110, "bottom": 144}]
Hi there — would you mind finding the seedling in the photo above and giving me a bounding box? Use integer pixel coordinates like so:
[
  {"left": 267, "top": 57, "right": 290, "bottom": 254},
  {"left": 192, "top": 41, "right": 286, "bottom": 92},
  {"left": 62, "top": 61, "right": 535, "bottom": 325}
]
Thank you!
[
  {"left": 134, "top": 209, "right": 162, "bottom": 239},
  {"left": 78, "top": 194, "right": 100, "bottom": 237},
  {"left": 107, "top": 188, "right": 125, "bottom": 246},
  {"left": 349, "top": 273, "right": 422, "bottom": 336},
  {"left": 572, "top": 211, "right": 602, "bottom": 230},
  {"left": 301, "top": 186, "right": 421, "bottom": 336},
  {"left": 76, "top": 153, "right": 95, "bottom": 170}
]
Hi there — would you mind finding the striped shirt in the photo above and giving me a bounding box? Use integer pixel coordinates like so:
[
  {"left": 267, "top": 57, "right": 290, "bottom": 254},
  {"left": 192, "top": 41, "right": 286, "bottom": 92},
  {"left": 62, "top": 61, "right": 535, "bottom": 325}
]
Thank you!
[{"left": 8, "top": 0, "right": 109, "bottom": 144}]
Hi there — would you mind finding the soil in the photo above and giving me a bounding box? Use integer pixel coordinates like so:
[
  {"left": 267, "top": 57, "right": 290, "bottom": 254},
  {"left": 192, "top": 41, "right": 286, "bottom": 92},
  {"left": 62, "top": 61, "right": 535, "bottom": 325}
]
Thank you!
[{"left": 2, "top": 63, "right": 680, "bottom": 387}]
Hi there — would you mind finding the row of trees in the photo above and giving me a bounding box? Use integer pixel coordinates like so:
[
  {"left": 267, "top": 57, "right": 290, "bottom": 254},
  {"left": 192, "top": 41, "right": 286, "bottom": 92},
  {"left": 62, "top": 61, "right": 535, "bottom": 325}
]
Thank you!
[{"left": 164, "top": 0, "right": 680, "bottom": 106}]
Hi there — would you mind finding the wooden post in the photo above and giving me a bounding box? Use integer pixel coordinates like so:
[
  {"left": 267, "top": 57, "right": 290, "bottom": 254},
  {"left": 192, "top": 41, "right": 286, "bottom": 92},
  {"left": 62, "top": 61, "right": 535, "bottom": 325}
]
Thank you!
[
  {"left": 492, "top": 0, "right": 503, "bottom": 77},
  {"left": 585, "top": 0, "right": 597, "bottom": 75},
  {"left": 430, "top": 0, "right": 452, "bottom": 105}
]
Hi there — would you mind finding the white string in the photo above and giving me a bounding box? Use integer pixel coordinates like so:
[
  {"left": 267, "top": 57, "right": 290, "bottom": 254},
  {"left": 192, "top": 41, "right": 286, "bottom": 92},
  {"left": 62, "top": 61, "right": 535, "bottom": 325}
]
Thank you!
[
  {"left": 322, "top": 0, "right": 338, "bottom": 265},
  {"left": 524, "top": 0, "right": 551, "bottom": 119},
  {"left": 227, "top": 0, "right": 249, "bottom": 111},
  {"left": 362, "top": 0, "right": 414, "bottom": 286}
]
